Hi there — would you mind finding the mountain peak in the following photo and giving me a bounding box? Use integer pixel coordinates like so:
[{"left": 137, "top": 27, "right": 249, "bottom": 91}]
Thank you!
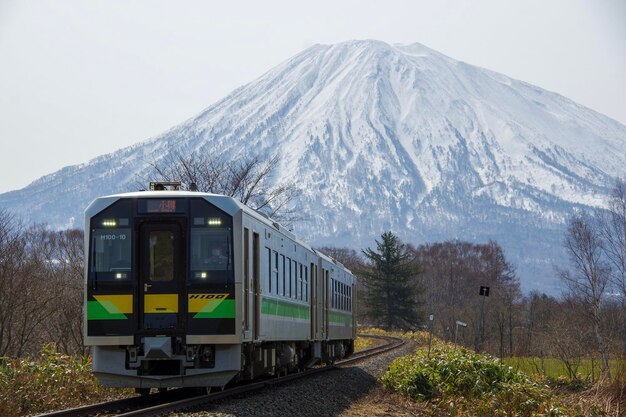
[{"left": 1, "top": 40, "right": 624, "bottom": 293}]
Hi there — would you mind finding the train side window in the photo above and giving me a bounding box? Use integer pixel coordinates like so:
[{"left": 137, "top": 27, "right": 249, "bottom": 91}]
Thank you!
[
  {"left": 338, "top": 281, "right": 341, "bottom": 310},
  {"left": 322, "top": 278, "right": 335, "bottom": 308},
  {"left": 305, "top": 266, "right": 309, "bottom": 302},
  {"left": 291, "top": 260, "right": 298, "bottom": 299},
  {"left": 338, "top": 282, "right": 341, "bottom": 310},
  {"left": 287, "top": 257, "right": 292, "bottom": 298},
  {"left": 349, "top": 286, "right": 352, "bottom": 312},
  {"left": 272, "top": 251, "right": 278, "bottom": 295},
  {"left": 266, "top": 247, "right": 272, "bottom": 293},
  {"left": 294, "top": 262, "right": 299, "bottom": 300},
  {"left": 280, "top": 254, "right": 285, "bottom": 297},
  {"left": 299, "top": 264, "right": 303, "bottom": 301}
]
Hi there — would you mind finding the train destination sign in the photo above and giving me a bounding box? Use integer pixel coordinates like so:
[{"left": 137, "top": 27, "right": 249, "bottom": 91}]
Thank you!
[{"left": 139, "top": 199, "right": 181, "bottom": 214}]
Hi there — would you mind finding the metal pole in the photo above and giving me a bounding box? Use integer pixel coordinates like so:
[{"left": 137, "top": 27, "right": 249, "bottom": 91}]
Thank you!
[
  {"left": 427, "top": 314, "right": 434, "bottom": 357},
  {"left": 455, "top": 321, "right": 467, "bottom": 350},
  {"left": 478, "top": 293, "right": 486, "bottom": 352}
]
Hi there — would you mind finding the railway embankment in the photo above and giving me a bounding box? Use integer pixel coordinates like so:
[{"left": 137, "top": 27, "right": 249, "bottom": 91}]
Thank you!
[
  {"left": 177, "top": 329, "right": 624, "bottom": 416},
  {"left": 172, "top": 335, "right": 417, "bottom": 417}
]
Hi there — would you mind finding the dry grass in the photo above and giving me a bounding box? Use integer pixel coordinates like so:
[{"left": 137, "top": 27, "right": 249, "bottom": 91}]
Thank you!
[
  {"left": 558, "top": 372, "right": 625, "bottom": 416},
  {"left": 0, "top": 344, "right": 129, "bottom": 417}
]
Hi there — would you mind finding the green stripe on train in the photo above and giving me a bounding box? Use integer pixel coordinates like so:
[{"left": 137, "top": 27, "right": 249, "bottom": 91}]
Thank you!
[
  {"left": 329, "top": 311, "right": 352, "bottom": 325},
  {"left": 193, "top": 299, "right": 236, "bottom": 319},
  {"left": 87, "top": 300, "right": 127, "bottom": 320},
  {"left": 261, "top": 298, "right": 310, "bottom": 320}
]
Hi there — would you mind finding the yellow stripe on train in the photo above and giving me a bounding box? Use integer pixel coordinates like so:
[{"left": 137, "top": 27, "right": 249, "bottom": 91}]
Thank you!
[
  {"left": 93, "top": 295, "right": 133, "bottom": 314},
  {"left": 144, "top": 294, "right": 178, "bottom": 313}
]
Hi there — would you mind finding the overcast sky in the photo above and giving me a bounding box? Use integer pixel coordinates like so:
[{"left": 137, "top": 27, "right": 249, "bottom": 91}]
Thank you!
[{"left": 0, "top": 0, "right": 624, "bottom": 194}]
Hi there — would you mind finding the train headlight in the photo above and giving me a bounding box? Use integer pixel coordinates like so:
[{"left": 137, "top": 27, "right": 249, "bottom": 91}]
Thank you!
[
  {"left": 195, "top": 272, "right": 208, "bottom": 279},
  {"left": 115, "top": 272, "right": 127, "bottom": 279},
  {"left": 102, "top": 219, "right": 117, "bottom": 227},
  {"left": 207, "top": 218, "right": 222, "bottom": 226}
]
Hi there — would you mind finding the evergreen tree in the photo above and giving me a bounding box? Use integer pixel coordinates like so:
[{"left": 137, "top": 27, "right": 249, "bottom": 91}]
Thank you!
[{"left": 360, "top": 231, "right": 423, "bottom": 330}]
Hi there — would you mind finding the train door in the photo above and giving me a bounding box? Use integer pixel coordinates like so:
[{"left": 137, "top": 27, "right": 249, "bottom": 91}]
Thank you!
[
  {"left": 352, "top": 283, "right": 357, "bottom": 339},
  {"left": 324, "top": 269, "right": 330, "bottom": 338},
  {"left": 244, "top": 228, "right": 250, "bottom": 335},
  {"left": 138, "top": 222, "right": 184, "bottom": 334},
  {"left": 252, "top": 232, "right": 261, "bottom": 340}
]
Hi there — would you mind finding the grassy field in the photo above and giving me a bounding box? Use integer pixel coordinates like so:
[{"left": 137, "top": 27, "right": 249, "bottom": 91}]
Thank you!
[{"left": 506, "top": 357, "right": 626, "bottom": 381}]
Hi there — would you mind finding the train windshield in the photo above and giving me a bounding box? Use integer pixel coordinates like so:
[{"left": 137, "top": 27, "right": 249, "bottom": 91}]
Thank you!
[
  {"left": 190, "top": 228, "right": 232, "bottom": 272},
  {"left": 91, "top": 228, "right": 132, "bottom": 280}
]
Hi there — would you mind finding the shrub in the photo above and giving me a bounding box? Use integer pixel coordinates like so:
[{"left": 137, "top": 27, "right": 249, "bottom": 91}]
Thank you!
[
  {"left": 381, "top": 346, "right": 559, "bottom": 416},
  {"left": 0, "top": 343, "right": 127, "bottom": 417}
]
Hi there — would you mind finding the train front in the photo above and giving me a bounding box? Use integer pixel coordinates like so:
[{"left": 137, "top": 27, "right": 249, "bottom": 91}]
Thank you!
[{"left": 84, "top": 191, "right": 242, "bottom": 389}]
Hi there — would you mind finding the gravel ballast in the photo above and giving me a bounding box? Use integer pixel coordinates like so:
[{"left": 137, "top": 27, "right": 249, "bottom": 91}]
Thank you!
[{"left": 172, "top": 340, "right": 417, "bottom": 417}]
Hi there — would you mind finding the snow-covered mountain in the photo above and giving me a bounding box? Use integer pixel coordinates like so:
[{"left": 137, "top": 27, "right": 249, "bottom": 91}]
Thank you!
[{"left": 1, "top": 40, "right": 625, "bottom": 293}]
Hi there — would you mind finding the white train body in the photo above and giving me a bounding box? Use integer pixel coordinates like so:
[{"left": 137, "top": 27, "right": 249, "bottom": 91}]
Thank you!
[{"left": 84, "top": 190, "right": 356, "bottom": 389}]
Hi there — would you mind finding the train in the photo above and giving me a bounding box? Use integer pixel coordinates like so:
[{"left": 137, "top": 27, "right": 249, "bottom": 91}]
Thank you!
[{"left": 83, "top": 181, "right": 356, "bottom": 392}]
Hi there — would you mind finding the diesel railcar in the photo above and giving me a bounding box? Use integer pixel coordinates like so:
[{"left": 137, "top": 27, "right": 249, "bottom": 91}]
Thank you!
[{"left": 84, "top": 182, "right": 356, "bottom": 391}]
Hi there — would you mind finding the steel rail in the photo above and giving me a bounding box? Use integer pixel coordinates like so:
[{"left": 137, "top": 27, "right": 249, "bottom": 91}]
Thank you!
[
  {"left": 32, "top": 388, "right": 192, "bottom": 417},
  {"left": 114, "top": 334, "right": 404, "bottom": 417}
]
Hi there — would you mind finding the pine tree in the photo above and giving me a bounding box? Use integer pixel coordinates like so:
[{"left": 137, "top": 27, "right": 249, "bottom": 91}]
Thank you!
[{"left": 360, "top": 231, "right": 422, "bottom": 330}]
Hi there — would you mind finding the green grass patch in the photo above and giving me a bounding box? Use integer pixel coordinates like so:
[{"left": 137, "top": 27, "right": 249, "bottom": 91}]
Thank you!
[
  {"left": 505, "top": 357, "right": 626, "bottom": 382},
  {"left": 381, "top": 346, "right": 565, "bottom": 416},
  {"left": 0, "top": 344, "right": 128, "bottom": 417}
]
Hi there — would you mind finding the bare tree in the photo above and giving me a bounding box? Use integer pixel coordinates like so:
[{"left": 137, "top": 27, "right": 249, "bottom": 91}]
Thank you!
[
  {"left": 560, "top": 214, "right": 611, "bottom": 379},
  {"left": 598, "top": 179, "right": 626, "bottom": 356},
  {"left": 147, "top": 150, "right": 300, "bottom": 224},
  {"left": 0, "top": 210, "right": 25, "bottom": 356},
  {"left": 0, "top": 216, "right": 61, "bottom": 357},
  {"left": 42, "top": 229, "right": 85, "bottom": 355}
]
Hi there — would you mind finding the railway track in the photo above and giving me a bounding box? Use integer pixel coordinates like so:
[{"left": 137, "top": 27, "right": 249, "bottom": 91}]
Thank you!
[{"left": 35, "top": 334, "right": 404, "bottom": 417}]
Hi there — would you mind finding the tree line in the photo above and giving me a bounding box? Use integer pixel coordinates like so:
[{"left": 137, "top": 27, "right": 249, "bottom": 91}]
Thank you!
[
  {"left": 322, "top": 179, "right": 625, "bottom": 381},
  {"left": 0, "top": 212, "right": 84, "bottom": 357}
]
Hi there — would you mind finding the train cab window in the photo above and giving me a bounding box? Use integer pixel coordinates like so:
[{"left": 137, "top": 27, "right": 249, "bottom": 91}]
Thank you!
[
  {"left": 190, "top": 228, "right": 231, "bottom": 272},
  {"left": 91, "top": 227, "right": 132, "bottom": 280},
  {"left": 189, "top": 199, "right": 233, "bottom": 283},
  {"left": 149, "top": 230, "right": 174, "bottom": 281}
]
